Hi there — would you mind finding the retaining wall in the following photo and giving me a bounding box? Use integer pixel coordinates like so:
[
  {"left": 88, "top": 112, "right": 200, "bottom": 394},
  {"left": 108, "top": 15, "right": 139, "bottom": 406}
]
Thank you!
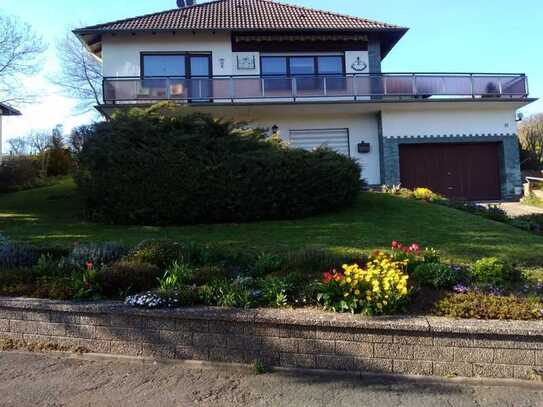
[{"left": 1, "top": 298, "right": 542, "bottom": 380}]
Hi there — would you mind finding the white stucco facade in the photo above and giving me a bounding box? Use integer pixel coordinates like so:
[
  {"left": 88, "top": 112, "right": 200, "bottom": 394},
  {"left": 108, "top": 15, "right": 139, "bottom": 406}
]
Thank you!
[
  {"left": 381, "top": 107, "right": 517, "bottom": 138},
  {"left": 251, "top": 113, "right": 380, "bottom": 185},
  {"left": 101, "top": 32, "right": 370, "bottom": 79},
  {"left": 102, "top": 32, "right": 235, "bottom": 77}
]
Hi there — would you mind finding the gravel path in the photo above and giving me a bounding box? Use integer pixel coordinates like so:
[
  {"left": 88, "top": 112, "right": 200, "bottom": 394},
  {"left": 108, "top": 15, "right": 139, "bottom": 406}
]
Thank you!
[{"left": 2, "top": 352, "right": 543, "bottom": 407}]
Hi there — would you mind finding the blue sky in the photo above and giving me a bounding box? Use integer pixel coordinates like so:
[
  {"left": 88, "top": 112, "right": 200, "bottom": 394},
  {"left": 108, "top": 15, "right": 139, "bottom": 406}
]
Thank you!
[{"left": 1, "top": 0, "right": 542, "bottom": 141}]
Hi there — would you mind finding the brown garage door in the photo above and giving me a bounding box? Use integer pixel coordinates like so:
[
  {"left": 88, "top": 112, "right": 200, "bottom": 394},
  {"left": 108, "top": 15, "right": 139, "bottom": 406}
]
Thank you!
[{"left": 399, "top": 142, "right": 501, "bottom": 200}]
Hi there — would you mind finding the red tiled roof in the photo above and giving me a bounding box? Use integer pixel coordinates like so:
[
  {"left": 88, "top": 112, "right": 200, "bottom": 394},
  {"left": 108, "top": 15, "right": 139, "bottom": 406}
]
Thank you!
[{"left": 75, "top": 0, "right": 405, "bottom": 33}]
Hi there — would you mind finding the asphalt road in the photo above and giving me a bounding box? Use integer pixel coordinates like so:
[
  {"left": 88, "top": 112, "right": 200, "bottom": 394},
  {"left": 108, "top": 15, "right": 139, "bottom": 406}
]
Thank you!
[{"left": 1, "top": 352, "right": 543, "bottom": 407}]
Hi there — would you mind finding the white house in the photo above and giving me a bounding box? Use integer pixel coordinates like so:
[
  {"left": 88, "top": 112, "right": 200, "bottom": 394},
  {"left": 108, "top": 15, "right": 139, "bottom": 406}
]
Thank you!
[
  {"left": 74, "top": 0, "right": 536, "bottom": 200},
  {"left": 0, "top": 103, "right": 22, "bottom": 161}
]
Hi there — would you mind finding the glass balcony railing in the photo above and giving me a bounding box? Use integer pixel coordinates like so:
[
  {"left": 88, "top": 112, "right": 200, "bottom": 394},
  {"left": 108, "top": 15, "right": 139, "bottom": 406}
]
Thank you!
[{"left": 103, "top": 73, "right": 529, "bottom": 104}]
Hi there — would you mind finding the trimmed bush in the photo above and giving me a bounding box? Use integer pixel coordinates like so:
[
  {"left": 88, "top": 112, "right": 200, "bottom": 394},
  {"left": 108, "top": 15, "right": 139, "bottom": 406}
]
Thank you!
[
  {"left": 127, "top": 239, "right": 187, "bottom": 268},
  {"left": 76, "top": 104, "right": 361, "bottom": 225},
  {"left": 98, "top": 261, "right": 162, "bottom": 298},
  {"left": 471, "top": 257, "right": 518, "bottom": 287}
]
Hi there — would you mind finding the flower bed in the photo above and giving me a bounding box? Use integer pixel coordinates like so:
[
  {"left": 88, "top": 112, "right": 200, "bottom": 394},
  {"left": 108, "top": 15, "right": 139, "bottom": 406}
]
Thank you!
[{"left": 1, "top": 232, "right": 542, "bottom": 320}]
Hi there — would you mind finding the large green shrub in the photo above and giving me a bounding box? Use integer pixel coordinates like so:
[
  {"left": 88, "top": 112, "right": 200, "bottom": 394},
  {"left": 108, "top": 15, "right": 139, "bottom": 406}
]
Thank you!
[
  {"left": 0, "top": 156, "right": 42, "bottom": 193},
  {"left": 76, "top": 104, "right": 361, "bottom": 225}
]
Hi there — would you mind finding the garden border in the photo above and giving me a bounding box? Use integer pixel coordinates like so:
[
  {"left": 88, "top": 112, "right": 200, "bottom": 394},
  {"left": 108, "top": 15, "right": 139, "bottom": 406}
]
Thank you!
[{"left": 1, "top": 297, "right": 543, "bottom": 381}]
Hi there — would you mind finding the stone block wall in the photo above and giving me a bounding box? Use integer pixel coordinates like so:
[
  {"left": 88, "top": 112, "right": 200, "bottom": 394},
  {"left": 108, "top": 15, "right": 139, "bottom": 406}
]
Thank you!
[{"left": 0, "top": 298, "right": 542, "bottom": 381}]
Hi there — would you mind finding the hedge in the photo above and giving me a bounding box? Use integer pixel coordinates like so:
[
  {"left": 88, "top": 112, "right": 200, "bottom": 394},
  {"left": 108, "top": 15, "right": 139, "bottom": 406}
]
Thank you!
[{"left": 76, "top": 104, "right": 361, "bottom": 225}]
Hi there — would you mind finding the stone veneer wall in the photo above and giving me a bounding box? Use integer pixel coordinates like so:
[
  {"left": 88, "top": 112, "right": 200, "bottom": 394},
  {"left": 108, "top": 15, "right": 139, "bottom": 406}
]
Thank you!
[
  {"left": 382, "top": 134, "right": 522, "bottom": 199},
  {"left": 1, "top": 298, "right": 542, "bottom": 381}
]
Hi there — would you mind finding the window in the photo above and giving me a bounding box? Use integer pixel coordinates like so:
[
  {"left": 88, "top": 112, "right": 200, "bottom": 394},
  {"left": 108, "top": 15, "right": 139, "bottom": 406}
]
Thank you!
[
  {"left": 290, "top": 57, "right": 316, "bottom": 75},
  {"left": 261, "top": 57, "right": 287, "bottom": 75},
  {"left": 140, "top": 53, "right": 211, "bottom": 101},
  {"left": 261, "top": 55, "right": 344, "bottom": 76},
  {"left": 318, "top": 56, "right": 343, "bottom": 75},
  {"left": 261, "top": 55, "right": 345, "bottom": 92},
  {"left": 142, "top": 54, "right": 186, "bottom": 77}
]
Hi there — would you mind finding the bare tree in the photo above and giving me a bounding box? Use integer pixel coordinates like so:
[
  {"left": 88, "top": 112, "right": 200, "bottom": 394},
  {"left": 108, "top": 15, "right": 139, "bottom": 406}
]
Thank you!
[
  {"left": 52, "top": 31, "right": 102, "bottom": 113},
  {"left": 27, "top": 130, "right": 52, "bottom": 176},
  {"left": 519, "top": 113, "right": 543, "bottom": 169},
  {"left": 6, "top": 137, "right": 28, "bottom": 156},
  {"left": 0, "top": 13, "right": 47, "bottom": 105}
]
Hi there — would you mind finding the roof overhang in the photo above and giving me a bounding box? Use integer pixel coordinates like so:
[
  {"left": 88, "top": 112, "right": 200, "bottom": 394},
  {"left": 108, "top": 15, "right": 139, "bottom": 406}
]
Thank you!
[
  {"left": 73, "top": 27, "right": 408, "bottom": 60},
  {"left": 0, "top": 103, "right": 22, "bottom": 116}
]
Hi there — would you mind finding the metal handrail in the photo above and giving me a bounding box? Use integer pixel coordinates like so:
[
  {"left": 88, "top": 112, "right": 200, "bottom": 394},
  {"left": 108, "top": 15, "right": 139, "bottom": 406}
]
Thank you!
[{"left": 102, "top": 73, "right": 529, "bottom": 103}]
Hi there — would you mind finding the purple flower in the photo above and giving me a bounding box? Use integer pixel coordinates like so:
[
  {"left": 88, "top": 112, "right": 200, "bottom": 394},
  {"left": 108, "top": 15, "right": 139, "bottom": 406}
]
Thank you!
[
  {"left": 487, "top": 286, "right": 505, "bottom": 296},
  {"left": 453, "top": 284, "right": 469, "bottom": 294}
]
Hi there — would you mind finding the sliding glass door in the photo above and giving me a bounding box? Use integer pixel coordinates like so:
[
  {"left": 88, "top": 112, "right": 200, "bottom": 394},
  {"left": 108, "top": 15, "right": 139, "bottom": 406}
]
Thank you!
[
  {"left": 188, "top": 55, "right": 211, "bottom": 101},
  {"left": 141, "top": 53, "right": 211, "bottom": 101}
]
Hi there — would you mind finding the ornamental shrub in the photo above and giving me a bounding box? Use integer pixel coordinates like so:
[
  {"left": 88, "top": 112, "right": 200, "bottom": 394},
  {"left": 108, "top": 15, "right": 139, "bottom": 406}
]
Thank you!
[
  {"left": 0, "top": 156, "right": 42, "bottom": 193},
  {"left": 434, "top": 292, "right": 543, "bottom": 320},
  {"left": 511, "top": 214, "right": 543, "bottom": 235},
  {"left": 317, "top": 252, "right": 410, "bottom": 315},
  {"left": 0, "top": 243, "right": 38, "bottom": 269},
  {"left": 76, "top": 104, "right": 361, "bottom": 225},
  {"left": 471, "top": 257, "right": 519, "bottom": 287},
  {"left": 98, "top": 260, "right": 162, "bottom": 298},
  {"left": 413, "top": 187, "right": 443, "bottom": 202},
  {"left": 158, "top": 261, "right": 194, "bottom": 291},
  {"left": 412, "top": 263, "right": 463, "bottom": 289},
  {"left": 66, "top": 242, "right": 128, "bottom": 268},
  {"left": 127, "top": 239, "right": 187, "bottom": 268}
]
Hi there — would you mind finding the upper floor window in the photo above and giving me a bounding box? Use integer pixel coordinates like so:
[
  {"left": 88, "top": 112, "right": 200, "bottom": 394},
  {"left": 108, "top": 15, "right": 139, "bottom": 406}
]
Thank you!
[
  {"left": 261, "top": 55, "right": 344, "bottom": 76},
  {"left": 142, "top": 54, "right": 186, "bottom": 77},
  {"left": 141, "top": 54, "right": 211, "bottom": 78}
]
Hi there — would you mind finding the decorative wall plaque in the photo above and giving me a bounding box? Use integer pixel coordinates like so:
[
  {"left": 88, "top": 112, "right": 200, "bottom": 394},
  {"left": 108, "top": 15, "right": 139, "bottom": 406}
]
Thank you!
[{"left": 237, "top": 55, "right": 256, "bottom": 70}]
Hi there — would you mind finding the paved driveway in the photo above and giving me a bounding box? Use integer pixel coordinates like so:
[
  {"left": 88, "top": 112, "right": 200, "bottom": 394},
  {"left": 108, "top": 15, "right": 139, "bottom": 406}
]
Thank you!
[
  {"left": 1, "top": 352, "right": 543, "bottom": 407},
  {"left": 479, "top": 202, "right": 543, "bottom": 218}
]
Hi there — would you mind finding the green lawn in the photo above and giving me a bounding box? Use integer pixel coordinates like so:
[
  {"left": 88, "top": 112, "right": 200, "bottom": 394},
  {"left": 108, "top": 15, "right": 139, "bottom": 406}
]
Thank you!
[{"left": 1, "top": 178, "right": 542, "bottom": 265}]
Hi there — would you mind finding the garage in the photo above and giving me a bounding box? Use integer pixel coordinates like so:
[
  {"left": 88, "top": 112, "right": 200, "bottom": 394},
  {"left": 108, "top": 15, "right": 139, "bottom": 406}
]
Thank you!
[
  {"left": 399, "top": 142, "right": 502, "bottom": 200},
  {"left": 289, "top": 129, "right": 350, "bottom": 156}
]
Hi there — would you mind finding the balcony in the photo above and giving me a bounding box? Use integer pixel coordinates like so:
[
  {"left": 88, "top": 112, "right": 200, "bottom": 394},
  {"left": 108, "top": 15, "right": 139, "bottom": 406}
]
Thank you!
[{"left": 103, "top": 73, "right": 529, "bottom": 104}]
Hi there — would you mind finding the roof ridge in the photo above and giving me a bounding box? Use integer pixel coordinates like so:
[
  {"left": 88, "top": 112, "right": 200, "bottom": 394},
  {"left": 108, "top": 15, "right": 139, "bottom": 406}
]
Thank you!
[
  {"left": 252, "top": 0, "right": 403, "bottom": 29},
  {"left": 74, "top": 0, "right": 227, "bottom": 32}
]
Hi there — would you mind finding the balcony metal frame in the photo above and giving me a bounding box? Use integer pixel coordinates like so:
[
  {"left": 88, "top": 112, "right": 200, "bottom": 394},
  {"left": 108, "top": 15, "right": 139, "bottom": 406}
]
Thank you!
[{"left": 102, "top": 73, "right": 529, "bottom": 105}]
